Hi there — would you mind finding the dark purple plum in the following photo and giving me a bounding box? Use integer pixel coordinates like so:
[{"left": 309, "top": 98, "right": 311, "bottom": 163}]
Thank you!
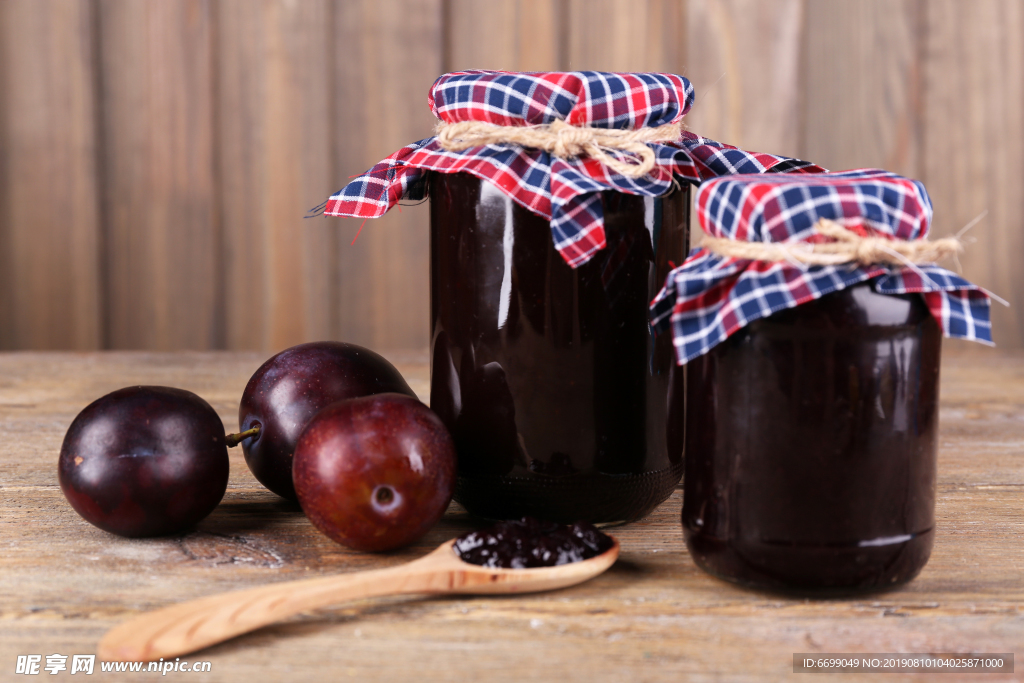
[
  {"left": 58, "top": 386, "right": 229, "bottom": 537},
  {"left": 237, "top": 342, "right": 417, "bottom": 500},
  {"left": 293, "top": 393, "right": 456, "bottom": 552}
]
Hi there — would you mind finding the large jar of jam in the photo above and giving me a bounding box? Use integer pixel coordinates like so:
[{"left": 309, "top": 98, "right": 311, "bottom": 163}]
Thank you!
[
  {"left": 429, "top": 172, "right": 689, "bottom": 523},
  {"left": 683, "top": 283, "right": 941, "bottom": 593}
]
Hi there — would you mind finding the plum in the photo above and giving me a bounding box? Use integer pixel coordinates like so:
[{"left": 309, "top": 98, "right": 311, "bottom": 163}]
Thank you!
[
  {"left": 236, "top": 342, "right": 417, "bottom": 500},
  {"left": 58, "top": 386, "right": 229, "bottom": 537},
  {"left": 293, "top": 393, "right": 456, "bottom": 552}
]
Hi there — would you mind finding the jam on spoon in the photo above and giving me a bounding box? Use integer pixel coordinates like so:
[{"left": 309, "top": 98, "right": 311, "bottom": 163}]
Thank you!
[
  {"left": 454, "top": 517, "right": 615, "bottom": 569},
  {"left": 100, "top": 528, "right": 619, "bottom": 661}
]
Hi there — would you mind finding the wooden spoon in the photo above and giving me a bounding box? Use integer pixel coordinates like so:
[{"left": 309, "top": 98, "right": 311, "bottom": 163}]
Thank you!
[{"left": 98, "top": 537, "right": 619, "bottom": 661}]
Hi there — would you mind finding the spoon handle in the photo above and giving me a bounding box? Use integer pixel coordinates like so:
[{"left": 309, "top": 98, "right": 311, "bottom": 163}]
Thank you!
[
  {"left": 97, "top": 537, "right": 618, "bottom": 662},
  {"left": 98, "top": 554, "right": 452, "bottom": 662}
]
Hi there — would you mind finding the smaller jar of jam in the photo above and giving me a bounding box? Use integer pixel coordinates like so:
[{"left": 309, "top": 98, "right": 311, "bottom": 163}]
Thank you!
[{"left": 651, "top": 170, "right": 993, "bottom": 594}]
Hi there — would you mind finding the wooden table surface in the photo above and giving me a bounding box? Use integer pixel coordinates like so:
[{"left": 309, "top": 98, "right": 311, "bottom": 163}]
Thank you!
[{"left": 1, "top": 350, "right": 1022, "bottom": 682}]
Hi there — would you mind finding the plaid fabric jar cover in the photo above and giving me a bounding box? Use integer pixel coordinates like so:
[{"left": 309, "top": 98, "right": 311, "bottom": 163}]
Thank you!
[
  {"left": 316, "top": 70, "right": 825, "bottom": 268},
  {"left": 649, "top": 170, "right": 994, "bottom": 365}
]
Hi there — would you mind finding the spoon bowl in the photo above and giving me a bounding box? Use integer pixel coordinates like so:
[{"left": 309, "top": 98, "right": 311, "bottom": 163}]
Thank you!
[{"left": 98, "top": 536, "right": 619, "bottom": 661}]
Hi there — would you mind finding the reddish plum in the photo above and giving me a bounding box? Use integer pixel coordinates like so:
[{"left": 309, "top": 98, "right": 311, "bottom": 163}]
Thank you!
[
  {"left": 293, "top": 393, "right": 456, "bottom": 552},
  {"left": 58, "top": 386, "right": 229, "bottom": 537},
  {"left": 237, "top": 342, "right": 417, "bottom": 500}
]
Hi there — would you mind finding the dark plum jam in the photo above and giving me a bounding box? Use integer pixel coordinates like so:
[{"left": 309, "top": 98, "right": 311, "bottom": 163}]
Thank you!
[
  {"left": 683, "top": 283, "right": 941, "bottom": 594},
  {"left": 453, "top": 517, "right": 614, "bottom": 568},
  {"left": 429, "top": 172, "right": 689, "bottom": 524}
]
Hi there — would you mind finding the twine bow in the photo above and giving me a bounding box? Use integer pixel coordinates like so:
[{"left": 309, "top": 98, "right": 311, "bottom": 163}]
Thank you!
[
  {"left": 700, "top": 218, "right": 963, "bottom": 267},
  {"left": 434, "top": 119, "right": 683, "bottom": 178}
]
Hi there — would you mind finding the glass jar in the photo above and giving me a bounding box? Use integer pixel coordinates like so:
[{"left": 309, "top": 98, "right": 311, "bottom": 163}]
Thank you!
[
  {"left": 682, "top": 282, "right": 941, "bottom": 593},
  {"left": 429, "top": 172, "right": 689, "bottom": 524}
]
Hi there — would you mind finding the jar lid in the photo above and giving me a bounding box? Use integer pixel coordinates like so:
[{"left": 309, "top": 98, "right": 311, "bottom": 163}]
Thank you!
[
  {"left": 428, "top": 71, "right": 692, "bottom": 129},
  {"left": 650, "top": 170, "right": 993, "bottom": 364},
  {"left": 314, "top": 70, "right": 824, "bottom": 269},
  {"left": 697, "top": 169, "right": 932, "bottom": 242}
]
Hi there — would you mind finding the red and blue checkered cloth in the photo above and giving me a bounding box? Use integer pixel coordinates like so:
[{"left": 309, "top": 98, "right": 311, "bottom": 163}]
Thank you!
[
  {"left": 649, "top": 170, "right": 994, "bottom": 364},
  {"left": 319, "top": 70, "right": 824, "bottom": 267}
]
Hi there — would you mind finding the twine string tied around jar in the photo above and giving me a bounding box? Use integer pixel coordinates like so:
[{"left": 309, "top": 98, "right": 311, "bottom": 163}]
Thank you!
[
  {"left": 700, "top": 218, "right": 964, "bottom": 268},
  {"left": 434, "top": 118, "right": 684, "bottom": 178},
  {"left": 701, "top": 213, "right": 1009, "bottom": 307}
]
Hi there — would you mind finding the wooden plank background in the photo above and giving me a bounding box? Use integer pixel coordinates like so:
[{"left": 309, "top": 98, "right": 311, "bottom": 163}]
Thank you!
[{"left": 1, "top": 0, "right": 1021, "bottom": 353}]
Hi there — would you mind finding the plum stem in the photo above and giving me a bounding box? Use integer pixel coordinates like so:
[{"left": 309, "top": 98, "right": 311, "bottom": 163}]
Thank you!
[{"left": 225, "top": 425, "right": 260, "bottom": 448}]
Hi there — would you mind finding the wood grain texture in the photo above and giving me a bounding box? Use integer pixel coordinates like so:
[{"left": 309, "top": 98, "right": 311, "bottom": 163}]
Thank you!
[
  {"left": 216, "top": 0, "right": 334, "bottom": 352},
  {"left": 800, "top": 0, "right": 923, "bottom": 176},
  {"left": 922, "top": 0, "right": 1024, "bottom": 350},
  {"left": 98, "top": 539, "right": 618, "bottom": 661},
  {"left": 3, "top": 0, "right": 1024, "bottom": 353},
  {"left": 331, "top": 0, "right": 443, "bottom": 351},
  {"left": 0, "top": 351, "right": 1021, "bottom": 681},
  {"left": 97, "top": 0, "right": 220, "bottom": 350},
  {"left": 566, "top": 0, "right": 686, "bottom": 73},
  {"left": 446, "top": 0, "right": 565, "bottom": 72},
  {"left": 0, "top": 0, "right": 102, "bottom": 350},
  {"left": 685, "top": 0, "right": 804, "bottom": 157}
]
